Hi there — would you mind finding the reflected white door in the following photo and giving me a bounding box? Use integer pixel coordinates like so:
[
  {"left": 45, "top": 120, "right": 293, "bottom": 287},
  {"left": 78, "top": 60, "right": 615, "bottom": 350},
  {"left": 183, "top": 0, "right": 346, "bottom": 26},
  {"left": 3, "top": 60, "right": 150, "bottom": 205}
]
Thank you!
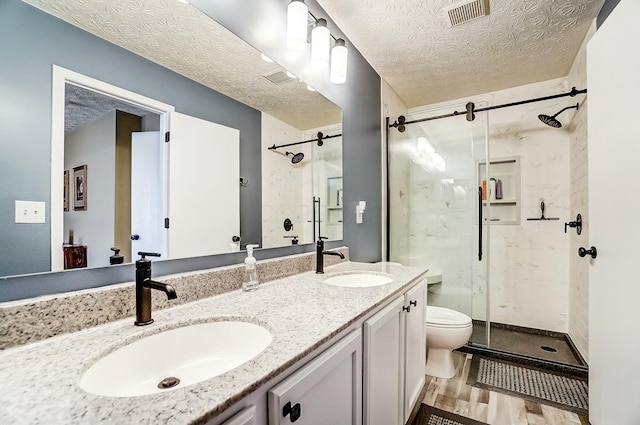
[
  {"left": 587, "top": 1, "right": 640, "bottom": 423},
  {"left": 169, "top": 112, "right": 240, "bottom": 259},
  {"left": 131, "top": 131, "right": 165, "bottom": 259}
]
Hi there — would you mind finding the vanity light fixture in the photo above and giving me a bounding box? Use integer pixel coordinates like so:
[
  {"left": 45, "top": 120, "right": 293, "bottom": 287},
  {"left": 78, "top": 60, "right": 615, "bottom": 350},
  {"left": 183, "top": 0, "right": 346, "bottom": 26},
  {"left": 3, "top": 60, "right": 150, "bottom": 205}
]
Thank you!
[
  {"left": 330, "top": 38, "right": 348, "bottom": 84},
  {"left": 311, "top": 18, "right": 330, "bottom": 66},
  {"left": 287, "top": 0, "right": 309, "bottom": 52},
  {"left": 285, "top": 2, "right": 348, "bottom": 84}
]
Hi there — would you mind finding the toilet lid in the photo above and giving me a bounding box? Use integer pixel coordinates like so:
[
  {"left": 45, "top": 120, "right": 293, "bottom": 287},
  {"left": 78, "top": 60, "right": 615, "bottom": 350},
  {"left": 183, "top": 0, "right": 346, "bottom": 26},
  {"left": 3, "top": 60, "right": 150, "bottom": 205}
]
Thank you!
[{"left": 426, "top": 306, "right": 472, "bottom": 327}]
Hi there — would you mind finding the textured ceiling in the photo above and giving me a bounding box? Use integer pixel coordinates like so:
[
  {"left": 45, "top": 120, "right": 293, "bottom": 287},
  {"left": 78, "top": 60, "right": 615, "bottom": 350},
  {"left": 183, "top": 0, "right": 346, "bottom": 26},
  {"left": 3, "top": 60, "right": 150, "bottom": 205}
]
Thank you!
[
  {"left": 65, "top": 85, "right": 151, "bottom": 133},
  {"left": 23, "top": 0, "right": 341, "bottom": 131},
  {"left": 316, "top": 0, "right": 605, "bottom": 107},
  {"left": 25, "top": 0, "right": 605, "bottom": 117}
]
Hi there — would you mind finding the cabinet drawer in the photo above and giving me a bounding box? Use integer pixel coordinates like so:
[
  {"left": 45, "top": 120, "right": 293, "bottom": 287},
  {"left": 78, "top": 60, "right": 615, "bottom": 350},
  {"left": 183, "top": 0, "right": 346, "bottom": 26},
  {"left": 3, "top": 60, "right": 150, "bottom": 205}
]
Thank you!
[{"left": 268, "top": 329, "right": 362, "bottom": 425}]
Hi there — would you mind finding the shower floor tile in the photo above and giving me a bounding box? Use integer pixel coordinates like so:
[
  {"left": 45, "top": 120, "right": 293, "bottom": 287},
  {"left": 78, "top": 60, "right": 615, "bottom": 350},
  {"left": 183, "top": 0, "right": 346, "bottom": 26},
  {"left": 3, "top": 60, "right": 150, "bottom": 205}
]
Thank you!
[{"left": 469, "top": 322, "right": 584, "bottom": 366}]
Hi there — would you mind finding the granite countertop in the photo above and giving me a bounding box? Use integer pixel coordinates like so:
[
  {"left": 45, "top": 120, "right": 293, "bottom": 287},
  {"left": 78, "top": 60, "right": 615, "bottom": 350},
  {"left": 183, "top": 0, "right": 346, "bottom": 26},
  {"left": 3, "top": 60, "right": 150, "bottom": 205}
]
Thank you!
[{"left": 0, "top": 261, "right": 426, "bottom": 424}]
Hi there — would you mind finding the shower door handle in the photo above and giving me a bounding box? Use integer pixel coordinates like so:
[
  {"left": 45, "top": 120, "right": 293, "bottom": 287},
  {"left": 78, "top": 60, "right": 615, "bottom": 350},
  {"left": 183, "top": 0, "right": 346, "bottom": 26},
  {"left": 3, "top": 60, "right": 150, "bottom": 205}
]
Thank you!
[{"left": 478, "top": 187, "right": 483, "bottom": 261}]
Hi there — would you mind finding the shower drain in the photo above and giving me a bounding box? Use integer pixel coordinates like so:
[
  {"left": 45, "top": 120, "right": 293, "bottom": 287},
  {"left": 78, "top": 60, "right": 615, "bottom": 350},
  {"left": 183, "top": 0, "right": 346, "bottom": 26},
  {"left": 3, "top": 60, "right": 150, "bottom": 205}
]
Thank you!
[{"left": 540, "top": 346, "right": 558, "bottom": 353}]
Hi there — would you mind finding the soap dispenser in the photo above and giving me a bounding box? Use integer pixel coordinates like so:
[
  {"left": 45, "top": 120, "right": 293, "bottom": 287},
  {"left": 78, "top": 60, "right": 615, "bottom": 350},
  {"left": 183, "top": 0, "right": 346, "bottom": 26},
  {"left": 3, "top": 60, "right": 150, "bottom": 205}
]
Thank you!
[{"left": 243, "top": 244, "right": 260, "bottom": 292}]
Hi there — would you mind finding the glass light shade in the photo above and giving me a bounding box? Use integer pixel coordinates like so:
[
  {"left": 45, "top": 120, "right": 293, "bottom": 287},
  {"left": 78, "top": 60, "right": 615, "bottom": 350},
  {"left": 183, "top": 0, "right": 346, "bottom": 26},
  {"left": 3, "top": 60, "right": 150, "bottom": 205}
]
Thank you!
[
  {"left": 417, "top": 137, "right": 434, "bottom": 157},
  {"left": 417, "top": 137, "right": 427, "bottom": 154},
  {"left": 260, "top": 53, "right": 274, "bottom": 63},
  {"left": 330, "top": 38, "right": 348, "bottom": 84},
  {"left": 311, "top": 19, "right": 330, "bottom": 66},
  {"left": 287, "top": 0, "right": 309, "bottom": 52},
  {"left": 434, "top": 153, "right": 446, "bottom": 172}
]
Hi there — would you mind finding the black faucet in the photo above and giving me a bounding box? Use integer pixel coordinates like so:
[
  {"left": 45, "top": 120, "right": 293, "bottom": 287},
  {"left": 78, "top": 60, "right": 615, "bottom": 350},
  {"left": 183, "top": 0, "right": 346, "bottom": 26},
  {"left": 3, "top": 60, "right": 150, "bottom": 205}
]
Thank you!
[
  {"left": 316, "top": 237, "right": 345, "bottom": 274},
  {"left": 135, "top": 252, "right": 177, "bottom": 326}
]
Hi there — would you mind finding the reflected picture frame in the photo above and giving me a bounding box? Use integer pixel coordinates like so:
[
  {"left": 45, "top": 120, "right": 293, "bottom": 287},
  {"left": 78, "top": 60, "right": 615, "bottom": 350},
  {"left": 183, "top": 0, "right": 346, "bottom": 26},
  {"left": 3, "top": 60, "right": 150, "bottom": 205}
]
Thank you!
[
  {"left": 63, "top": 170, "right": 69, "bottom": 212},
  {"left": 73, "top": 165, "right": 87, "bottom": 211}
]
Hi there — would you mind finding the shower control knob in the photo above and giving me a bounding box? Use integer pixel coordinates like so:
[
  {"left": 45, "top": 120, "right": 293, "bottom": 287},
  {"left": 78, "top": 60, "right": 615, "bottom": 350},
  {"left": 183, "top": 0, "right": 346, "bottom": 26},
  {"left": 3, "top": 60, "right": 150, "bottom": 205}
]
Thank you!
[{"left": 578, "top": 246, "right": 597, "bottom": 259}]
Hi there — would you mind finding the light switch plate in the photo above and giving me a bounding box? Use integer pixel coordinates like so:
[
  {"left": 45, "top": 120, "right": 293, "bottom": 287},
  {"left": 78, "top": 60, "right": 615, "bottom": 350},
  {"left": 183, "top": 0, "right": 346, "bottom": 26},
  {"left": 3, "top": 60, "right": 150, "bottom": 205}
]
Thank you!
[{"left": 15, "top": 200, "right": 46, "bottom": 224}]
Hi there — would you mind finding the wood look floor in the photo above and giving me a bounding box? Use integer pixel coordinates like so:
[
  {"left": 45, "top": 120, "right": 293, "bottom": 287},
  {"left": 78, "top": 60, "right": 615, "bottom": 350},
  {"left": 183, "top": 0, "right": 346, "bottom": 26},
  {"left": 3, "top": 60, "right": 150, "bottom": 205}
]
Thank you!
[{"left": 422, "top": 352, "right": 589, "bottom": 425}]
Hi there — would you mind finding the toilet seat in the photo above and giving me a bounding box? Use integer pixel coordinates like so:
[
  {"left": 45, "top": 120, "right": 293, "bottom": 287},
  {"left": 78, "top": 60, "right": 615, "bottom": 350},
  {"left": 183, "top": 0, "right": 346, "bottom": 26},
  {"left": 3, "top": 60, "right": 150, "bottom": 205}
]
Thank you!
[
  {"left": 426, "top": 306, "right": 472, "bottom": 328},
  {"left": 425, "top": 268, "right": 442, "bottom": 284}
]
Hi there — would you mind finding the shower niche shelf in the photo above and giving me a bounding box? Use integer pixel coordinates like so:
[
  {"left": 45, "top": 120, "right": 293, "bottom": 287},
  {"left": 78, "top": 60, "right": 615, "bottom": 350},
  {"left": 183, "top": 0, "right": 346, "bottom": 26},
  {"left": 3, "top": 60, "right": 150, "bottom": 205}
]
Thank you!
[{"left": 478, "top": 156, "right": 520, "bottom": 225}]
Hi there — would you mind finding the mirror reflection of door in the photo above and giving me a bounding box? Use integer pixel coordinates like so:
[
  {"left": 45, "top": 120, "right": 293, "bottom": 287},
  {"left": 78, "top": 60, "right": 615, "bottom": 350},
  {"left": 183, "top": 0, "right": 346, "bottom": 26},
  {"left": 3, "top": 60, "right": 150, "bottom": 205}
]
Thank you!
[
  {"left": 130, "top": 131, "right": 164, "bottom": 260},
  {"left": 64, "top": 84, "right": 163, "bottom": 267}
]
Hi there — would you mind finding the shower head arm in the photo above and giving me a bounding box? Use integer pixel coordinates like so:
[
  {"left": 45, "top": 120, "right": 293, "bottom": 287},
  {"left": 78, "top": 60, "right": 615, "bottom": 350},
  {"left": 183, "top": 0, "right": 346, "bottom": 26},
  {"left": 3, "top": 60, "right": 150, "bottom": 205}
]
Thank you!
[{"left": 551, "top": 103, "right": 579, "bottom": 118}]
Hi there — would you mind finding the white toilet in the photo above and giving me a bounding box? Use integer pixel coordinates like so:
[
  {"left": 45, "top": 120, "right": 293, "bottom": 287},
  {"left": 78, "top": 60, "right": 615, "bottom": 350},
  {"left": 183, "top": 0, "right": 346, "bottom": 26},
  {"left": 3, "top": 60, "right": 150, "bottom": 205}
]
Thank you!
[
  {"left": 425, "top": 268, "right": 442, "bottom": 285},
  {"left": 425, "top": 306, "right": 473, "bottom": 379}
]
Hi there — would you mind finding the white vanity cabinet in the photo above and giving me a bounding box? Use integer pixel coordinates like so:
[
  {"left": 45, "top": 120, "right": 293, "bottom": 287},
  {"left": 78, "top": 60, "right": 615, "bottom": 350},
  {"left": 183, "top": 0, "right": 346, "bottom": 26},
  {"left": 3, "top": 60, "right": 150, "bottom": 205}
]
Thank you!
[
  {"left": 363, "top": 279, "right": 427, "bottom": 425},
  {"left": 221, "top": 405, "right": 257, "bottom": 425},
  {"left": 207, "top": 278, "right": 426, "bottom": 425},
  {"left": 268, "top": 329, "right": 362, "bottom": 425},
  {"left": 363, "top": 295, "right": 405, "bottom": 425},
  {"left": 402, "top": 280, "right": 427, "bottom": 423}
]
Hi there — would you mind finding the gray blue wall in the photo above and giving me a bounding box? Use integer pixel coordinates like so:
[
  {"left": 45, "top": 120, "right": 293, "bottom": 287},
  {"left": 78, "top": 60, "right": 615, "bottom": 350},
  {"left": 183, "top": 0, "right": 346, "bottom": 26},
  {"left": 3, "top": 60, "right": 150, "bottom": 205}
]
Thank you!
[
  {"left": 597, "top": 0, "right": 622, "bottom": 28},
  {"left": 0, "top": 0, "right": 382, "bottom": 301}
]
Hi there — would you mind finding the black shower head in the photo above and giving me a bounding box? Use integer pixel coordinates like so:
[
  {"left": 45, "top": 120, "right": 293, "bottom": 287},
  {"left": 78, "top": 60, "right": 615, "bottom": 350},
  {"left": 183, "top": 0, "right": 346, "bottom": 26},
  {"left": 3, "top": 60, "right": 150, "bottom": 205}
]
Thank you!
[
  {"left": 538, "top": 113, "right": 562, "bottom": 128},
  {"left": 286, "top": 151, "right": 304, "bottom": 164},
  {"left": 538, "top": 103, "right": 579, "bottom": 128}
]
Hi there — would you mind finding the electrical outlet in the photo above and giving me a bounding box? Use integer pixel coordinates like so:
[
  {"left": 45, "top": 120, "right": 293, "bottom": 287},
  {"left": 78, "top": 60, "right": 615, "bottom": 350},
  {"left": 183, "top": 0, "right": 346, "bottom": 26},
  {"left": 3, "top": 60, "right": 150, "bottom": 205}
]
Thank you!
[{"left": 15, "top": 201, "right": 46, "bottom": 224}]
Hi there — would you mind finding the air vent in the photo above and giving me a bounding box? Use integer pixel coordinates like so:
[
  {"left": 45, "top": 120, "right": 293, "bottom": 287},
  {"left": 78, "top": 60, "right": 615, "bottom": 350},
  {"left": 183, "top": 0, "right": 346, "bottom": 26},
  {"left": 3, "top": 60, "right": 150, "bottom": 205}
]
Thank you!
[
  {"left": 264, "top": 71, "right": 296, "bottom": 85},
  {"left": 444, "top": 0, "right": 490, "bottom": 27}
]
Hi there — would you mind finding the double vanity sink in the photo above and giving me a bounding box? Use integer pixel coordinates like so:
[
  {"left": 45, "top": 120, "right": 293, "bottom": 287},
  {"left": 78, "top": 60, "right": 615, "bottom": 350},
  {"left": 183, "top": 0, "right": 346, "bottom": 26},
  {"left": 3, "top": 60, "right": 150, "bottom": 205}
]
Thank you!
[{"left": 1, "top": 262, "right": 424, "bottom": 424}]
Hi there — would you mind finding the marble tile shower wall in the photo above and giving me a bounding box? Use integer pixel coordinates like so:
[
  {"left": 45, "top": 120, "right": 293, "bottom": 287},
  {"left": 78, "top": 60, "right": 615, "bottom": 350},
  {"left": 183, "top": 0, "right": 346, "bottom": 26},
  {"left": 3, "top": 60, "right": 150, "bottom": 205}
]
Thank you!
[
  {"left": 407, "top": 142, "right": 475, "bottom": 317},
  {"left": 302, "top": 124, "right": 343, "bottom": 242},
  {"left": 261, "top": 113, "right": 311, "bottom": 248},
  {"left": 475, "top": 78, "right": 571, "bottom": 332},
  {"left": 409, "top": 78, "right": 571, "bottom": 333},
  {"left": 566, "top": 23, "right": 594, "bottom": 363},
  {"left": 388, "top": 134, "right": 415, "bottom": 265},
  {"left": 382, "top": 80, "right": 410, "bottom": 260}
]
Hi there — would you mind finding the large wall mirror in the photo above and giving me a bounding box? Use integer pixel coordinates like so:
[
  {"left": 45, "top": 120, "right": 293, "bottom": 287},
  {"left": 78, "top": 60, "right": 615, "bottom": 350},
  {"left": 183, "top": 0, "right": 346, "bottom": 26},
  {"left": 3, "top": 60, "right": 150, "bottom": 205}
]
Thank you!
[{"left": 0, "top": 0, "right": 342, "bottom": 282}]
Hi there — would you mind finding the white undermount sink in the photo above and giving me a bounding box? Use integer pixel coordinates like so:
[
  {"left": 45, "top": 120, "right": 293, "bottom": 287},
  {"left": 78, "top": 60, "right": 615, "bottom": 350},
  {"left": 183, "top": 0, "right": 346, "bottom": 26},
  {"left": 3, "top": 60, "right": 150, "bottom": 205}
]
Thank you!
[
  {"left": 80, "top": 321, "right": 272, "bottom": 397},
  {"left": 323, "top": 273, "right": 393, "bottom": 288}
]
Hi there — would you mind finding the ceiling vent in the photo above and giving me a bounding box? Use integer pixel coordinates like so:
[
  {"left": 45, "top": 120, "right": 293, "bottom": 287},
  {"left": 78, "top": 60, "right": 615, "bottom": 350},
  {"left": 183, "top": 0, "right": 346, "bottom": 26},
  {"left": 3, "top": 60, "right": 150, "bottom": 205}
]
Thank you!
[
  {"left": 264, "top": 71, "right": 296, "bottom": 85},
  {"left": 444, "top": 0, "right": 490, "bottom": 27}
]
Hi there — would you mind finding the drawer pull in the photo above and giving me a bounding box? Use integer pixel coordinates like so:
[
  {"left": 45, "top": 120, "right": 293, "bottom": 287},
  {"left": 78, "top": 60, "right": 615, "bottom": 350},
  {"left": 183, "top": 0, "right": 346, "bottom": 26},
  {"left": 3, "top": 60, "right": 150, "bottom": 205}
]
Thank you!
[{"left": 283, "top": 401, "right": 301, "bottom": 422}]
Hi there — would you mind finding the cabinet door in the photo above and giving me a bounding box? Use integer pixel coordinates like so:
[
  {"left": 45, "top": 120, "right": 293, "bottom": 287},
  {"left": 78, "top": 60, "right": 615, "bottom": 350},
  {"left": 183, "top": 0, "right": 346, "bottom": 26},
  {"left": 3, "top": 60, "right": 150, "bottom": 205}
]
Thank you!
[
  {"left": 222, "top": 405, "right": 256, "bottom": 425},
  {"left": 363, "top": 296, "right": 405, "bottom": 425},
  {"left": 403, "top": 280, "right": 427, "bottom": 423},
  {"left": 268, "top": 329, "right": 362, "bottom": 425}
]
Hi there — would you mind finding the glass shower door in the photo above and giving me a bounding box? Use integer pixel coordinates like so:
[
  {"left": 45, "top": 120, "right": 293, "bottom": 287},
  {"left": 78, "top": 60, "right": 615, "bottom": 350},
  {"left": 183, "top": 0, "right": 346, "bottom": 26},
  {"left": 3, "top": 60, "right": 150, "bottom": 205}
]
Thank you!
[{"left": 388, "top": 105, "right": 490, "bottom": 347}]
